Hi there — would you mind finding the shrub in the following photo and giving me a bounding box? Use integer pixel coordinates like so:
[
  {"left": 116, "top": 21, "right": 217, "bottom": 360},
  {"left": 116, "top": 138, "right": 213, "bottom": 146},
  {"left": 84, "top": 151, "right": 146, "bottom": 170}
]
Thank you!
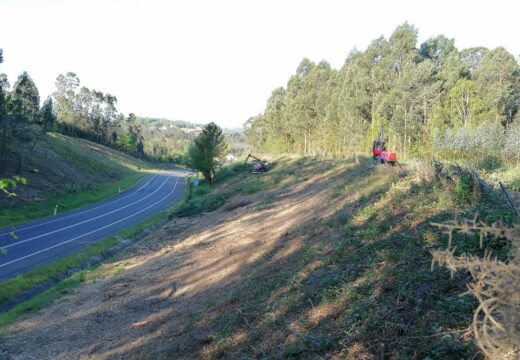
[
  {"left": 455, "top": 174, "right": 473, "bottom": 205},
  {"left": 172, "top": 193, "right": 227, "bottom": 217}
]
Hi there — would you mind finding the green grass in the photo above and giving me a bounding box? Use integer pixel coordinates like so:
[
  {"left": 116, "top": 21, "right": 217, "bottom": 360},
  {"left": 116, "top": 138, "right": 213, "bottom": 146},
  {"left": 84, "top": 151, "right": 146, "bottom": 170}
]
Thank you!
[
  {"left": 0, "top": 197, "right": 177, "bottom": 332},
  {"left": 0, "top": 171, "right": 147, "bottom": 227},
  {"left": 168, "top": 157, "right": 514, "bottom": 358},
  {"left": 171, "top": 180, "right": 229, "bottom": 217},
  {"left": 169, "top": 160, "right": 270, "bottom": 218},
  {"left": 0, "top": 236, "right": 119, "bottom": 307},
  {"left": 0, "top": 260, "right": 124, "bottom": 333},
  {"left": 0, "top": 133, "right": 168, "bottom": 228},
  {"left": 3, "top": 157, "right": 515, "bottom": 357}
]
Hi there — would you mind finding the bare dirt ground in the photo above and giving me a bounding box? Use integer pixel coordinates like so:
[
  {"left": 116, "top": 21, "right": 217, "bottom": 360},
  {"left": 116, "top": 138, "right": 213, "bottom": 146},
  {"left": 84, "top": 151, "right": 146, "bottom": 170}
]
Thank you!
[
  {"left": 0, "top": 161, "right": 359, "bottom": 359},
  {"left": 0, "top": 158, "right": 479, "bottom": 359}
]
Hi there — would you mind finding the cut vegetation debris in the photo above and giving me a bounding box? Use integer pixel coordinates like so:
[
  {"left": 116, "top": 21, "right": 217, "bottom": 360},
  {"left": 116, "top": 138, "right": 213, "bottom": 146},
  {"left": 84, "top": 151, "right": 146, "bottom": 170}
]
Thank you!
[
  {"left": 0, "top": 157, "right": 515, "bottom": 359},
  {"left": 0, "top": 133, "right": 162, "bottom": 227}
]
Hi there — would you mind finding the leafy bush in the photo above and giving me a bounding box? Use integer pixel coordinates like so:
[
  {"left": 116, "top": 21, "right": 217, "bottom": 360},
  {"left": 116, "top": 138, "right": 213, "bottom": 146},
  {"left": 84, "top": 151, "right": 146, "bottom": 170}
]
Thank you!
[
  {"left": 242, "top": 182, "right": 265, "bottom": 195},
  {"left": 455, "top": 174, "right": 473, "bottom": 205},
  {"left": 172, "top": 193, "right": 227, "bottom": 217},
  {"left": 478, "top": 155, "right": 502, "bottom": 171},
  {"left": 215, "top": 161, "right": 244, "bottom": 182}
]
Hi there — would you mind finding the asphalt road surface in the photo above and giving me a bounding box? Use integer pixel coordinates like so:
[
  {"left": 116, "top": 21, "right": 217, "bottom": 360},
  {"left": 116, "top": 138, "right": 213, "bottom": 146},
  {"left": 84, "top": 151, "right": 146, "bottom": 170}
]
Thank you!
[{"left": 0, "top": 171, "right": 185, "bottom": 281}]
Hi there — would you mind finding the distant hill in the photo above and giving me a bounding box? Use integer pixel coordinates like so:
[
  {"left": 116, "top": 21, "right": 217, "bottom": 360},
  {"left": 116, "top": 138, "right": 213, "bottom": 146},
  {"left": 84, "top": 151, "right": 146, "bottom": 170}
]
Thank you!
[
  {"left": 137, "top": 117, "right": 203, "bottom": 131},
  {"left": 136, "top": 117, "right": 248, "bottom": 158}
]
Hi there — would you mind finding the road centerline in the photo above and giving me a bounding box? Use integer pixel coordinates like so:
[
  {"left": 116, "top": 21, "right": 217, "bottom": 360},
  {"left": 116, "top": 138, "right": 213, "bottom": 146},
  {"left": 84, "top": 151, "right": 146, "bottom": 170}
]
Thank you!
[
  {"left": 0, "top": 176, "right": 181, "bottom": 269},
  {"left": 0, "top": 173, "right": 161, "bottom": 238},
  {"left": 1, "top": 175, "right": 171, "bottom": 250}
]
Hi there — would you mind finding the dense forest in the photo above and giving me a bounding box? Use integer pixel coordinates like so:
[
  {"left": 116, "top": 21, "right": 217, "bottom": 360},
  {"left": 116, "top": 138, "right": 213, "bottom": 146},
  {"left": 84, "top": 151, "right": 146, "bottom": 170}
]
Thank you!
[{"left": 245, "top": 24, "right": 520, "bottom": 166}]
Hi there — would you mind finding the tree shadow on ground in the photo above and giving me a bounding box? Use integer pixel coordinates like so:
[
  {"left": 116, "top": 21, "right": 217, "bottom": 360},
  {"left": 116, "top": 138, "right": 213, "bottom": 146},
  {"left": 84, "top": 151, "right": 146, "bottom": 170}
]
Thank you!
[{"left": 1, "top": 158, "right": 505, "bottom": 360}]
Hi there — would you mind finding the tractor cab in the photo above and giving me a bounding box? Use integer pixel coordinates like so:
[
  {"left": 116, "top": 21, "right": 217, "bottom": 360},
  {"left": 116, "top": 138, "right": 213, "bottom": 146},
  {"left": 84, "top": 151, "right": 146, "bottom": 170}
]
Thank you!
[{"left": 372, "top": 125, "right": 398, "bottom": 166}]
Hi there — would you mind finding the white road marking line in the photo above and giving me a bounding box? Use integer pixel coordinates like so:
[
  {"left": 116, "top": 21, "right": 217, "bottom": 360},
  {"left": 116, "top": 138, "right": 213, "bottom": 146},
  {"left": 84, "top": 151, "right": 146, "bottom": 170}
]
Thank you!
[
  {"left": 0, "top": 173, "right": 161, "bottom": 237},
  {"left": 1, "top": 175, "right": 172, "bottom": 250},
  {"left": 0, "top": 177, "right": 181, "bottom": 269}
]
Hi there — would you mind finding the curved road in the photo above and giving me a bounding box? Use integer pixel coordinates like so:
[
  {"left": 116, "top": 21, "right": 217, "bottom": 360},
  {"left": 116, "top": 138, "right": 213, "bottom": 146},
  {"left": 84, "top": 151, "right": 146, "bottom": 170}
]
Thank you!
[{"left": 0, "top": 171, "right": 185, "bottom": 281}]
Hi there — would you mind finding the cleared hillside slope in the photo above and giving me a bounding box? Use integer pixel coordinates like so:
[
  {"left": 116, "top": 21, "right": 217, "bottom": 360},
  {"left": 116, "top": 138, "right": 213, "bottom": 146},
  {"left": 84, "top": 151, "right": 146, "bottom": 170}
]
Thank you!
[
  {"left": 0, "top": 133, "right": 158, "bottom": 227},
  {"left": 0, "top": 157, "right": 512, "bottom": 359}
]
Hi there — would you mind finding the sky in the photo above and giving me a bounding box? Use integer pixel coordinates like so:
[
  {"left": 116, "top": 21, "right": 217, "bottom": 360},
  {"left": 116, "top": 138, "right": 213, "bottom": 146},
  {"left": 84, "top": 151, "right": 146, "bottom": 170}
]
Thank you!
[{"left": 0, "top": 0, "right": 519, "bottom": 129}]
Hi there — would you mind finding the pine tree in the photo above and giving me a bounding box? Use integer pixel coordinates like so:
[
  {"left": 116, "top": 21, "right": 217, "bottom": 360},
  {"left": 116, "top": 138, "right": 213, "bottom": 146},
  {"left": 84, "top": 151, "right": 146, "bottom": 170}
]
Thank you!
[
  {"left": 188, "top": 122, "right": 227, "bottom": 184},
  {"left": 41, "top": 97, "right": 56, "bottom": 132}
]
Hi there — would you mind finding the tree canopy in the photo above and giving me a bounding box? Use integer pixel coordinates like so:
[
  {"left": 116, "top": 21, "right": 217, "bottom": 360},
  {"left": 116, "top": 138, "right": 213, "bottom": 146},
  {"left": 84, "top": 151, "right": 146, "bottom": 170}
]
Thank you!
[
  {"left": 245, "top": 24, "right": 520, "bottom": 164},
  {"left": 188, "top": 122, "right": 227, "bottom": 184}
]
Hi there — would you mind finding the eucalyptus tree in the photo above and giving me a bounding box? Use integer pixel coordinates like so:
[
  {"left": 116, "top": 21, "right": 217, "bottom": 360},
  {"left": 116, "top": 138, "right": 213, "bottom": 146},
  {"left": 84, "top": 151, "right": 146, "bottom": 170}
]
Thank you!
[
  {"left": 474, "top": 47, "right": 520, "bottom": 125},
  {"left": 263, "top": 87, "right": 289, "bottom": 152},
  {"left": 244, "top": 23, "right": 520, "bottom": 163},
  {"left": 0, "top": 53, "right": 9, "bottom": 172},
  {"left": 53, "top": 72, "right": 80, "bottom": 135},
  {"left": 244, "top": 115, "right": 266, "bottom": 152},
  {"left": 285, "top": 58, "right": 316, "bottom": 154}
]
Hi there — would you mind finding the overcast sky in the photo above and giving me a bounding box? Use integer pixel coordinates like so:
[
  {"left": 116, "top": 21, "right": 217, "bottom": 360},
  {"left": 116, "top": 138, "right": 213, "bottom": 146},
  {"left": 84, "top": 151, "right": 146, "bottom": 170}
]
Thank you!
[{"left": 1, "top": 0, "right": 519, "bottom": 128}]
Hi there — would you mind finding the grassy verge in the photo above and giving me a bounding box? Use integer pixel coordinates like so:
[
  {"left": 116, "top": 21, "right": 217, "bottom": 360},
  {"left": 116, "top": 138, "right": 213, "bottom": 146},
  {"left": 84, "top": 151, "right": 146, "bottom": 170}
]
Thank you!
[
  {"left": 0, "top": 261, "right": 123, "bottom": 334},
  {"left": 0, "top": 171, "right": 148, "bottom": 228},
  {"left": 0, "top": 133, "right": 171, "bottom": 228},
  {"left": 170, "top": 160, "right": 280, "bottom": 218},
  {"left": 0, "top": 236, "right": 120, "bottom": 307},
  {"left": 0, "top": 236, "right": 119, "bottom": 306},
  {"left": 171, "top": 184, "right": 228, "bottom": 217},
  {"left": 171, "top": 176, "right": 228, "bottom": 218},
  {"left": 0, "top": 201, "right": 176, "bottom": 332}
]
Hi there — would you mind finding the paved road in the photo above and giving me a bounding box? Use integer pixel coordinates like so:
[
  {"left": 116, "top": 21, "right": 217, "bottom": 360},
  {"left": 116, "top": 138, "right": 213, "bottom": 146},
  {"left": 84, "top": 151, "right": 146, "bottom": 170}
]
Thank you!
[{"left": 0, "top": 171, "right": 185, "bottom": 281}]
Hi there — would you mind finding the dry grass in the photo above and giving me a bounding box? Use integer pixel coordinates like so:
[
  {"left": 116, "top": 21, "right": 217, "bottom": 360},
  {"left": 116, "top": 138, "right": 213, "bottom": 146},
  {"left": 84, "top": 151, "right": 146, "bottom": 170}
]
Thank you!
[
  {"left": 1, "top": 157, "right": 511, "bottom": 359},
  {"left": 432, "top": 218, "right": 520, "bottom": 359}
]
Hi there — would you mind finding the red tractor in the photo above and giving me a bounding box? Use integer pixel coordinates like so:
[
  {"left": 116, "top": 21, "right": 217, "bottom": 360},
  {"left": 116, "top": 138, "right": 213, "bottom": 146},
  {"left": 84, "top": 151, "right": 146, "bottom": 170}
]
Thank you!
[{"left": 372, "top": 125, "right": 398, "bottom": 166}]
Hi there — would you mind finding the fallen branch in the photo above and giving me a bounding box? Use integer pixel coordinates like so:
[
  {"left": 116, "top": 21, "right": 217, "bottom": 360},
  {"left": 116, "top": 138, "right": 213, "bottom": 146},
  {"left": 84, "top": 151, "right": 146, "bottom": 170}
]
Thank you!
[{"left": 499, "top": 181, "right": 520, "bottom": 217}]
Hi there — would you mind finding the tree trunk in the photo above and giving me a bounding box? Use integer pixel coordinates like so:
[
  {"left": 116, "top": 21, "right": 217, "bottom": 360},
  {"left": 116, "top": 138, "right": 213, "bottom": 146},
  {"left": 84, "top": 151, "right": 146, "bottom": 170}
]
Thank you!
[
  {"left": 204, "top": 171, "right": 212, "bottom": 185},
  {"left": 1, "top": 118, "right": 7, "bottom": 173},
  {"left": 17, "top": 123, "right": 27, "bottom": 174}
]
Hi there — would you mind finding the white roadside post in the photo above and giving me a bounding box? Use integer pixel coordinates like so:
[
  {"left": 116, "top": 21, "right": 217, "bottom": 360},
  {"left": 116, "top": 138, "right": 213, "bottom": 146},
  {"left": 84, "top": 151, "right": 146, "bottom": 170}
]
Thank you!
[{"left": 53, "top": 205, "right": 58, "bottom": 216}]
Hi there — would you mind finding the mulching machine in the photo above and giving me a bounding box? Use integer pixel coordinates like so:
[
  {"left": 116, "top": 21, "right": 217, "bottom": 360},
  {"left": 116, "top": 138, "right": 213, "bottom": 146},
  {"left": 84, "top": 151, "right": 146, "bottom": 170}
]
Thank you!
[
  {"left": 372, "top": 125, "right": 398, "bottom": 166},
  {"left": 244, "top": 154, "right": 269, "bottom": 174}
]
